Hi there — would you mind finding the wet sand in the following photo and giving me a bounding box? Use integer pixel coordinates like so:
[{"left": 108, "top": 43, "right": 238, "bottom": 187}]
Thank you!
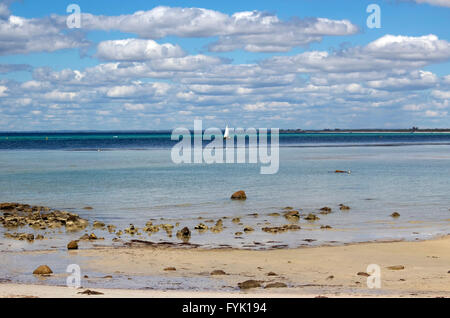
[{"left": 1, "top": 235, "right": 449, "bottom": 298}]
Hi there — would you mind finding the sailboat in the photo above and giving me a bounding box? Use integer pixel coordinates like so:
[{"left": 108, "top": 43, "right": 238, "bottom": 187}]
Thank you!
[{"left": 224, "top": 125, "right": 231, "bottom": 140}]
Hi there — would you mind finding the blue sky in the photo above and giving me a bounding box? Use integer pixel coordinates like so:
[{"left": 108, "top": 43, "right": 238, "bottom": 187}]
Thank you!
[{"left": 0, "top": 0, "right": 449, "bottom": 130}]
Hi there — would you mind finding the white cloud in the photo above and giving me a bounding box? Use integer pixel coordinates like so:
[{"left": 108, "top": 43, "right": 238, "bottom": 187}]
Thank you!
[
  {"left": 0, "top": 85, "right": 8, "bottom": 96},
  {"left": 44, "top": 91, "right": 78, "bottom": 101},
  {"left": 262, "top": 35, "right": 450, "bottom": 73},
  {"left": 365, "top": 34, "right": 450, "bottom": 61},
  {"left": 431, "top": 90, "right": 450, "bottom": 99},
  {"left": 410, "top": 0, "right": 450, "bottom": 7},
  {"left": 80, "top": 6, "right": 358, "bottom": 53},
  {"left": 425, "top": 110, "right": 448, "bottom": 117},
  {"left": 0, "top": 15, "right": 89, "bottom": 55},
  {"left": 97, "top": 39, "right": 185, "bottom": 61},
  {"left": 367, "top": 70, "right": 438, "bottom": 91}
]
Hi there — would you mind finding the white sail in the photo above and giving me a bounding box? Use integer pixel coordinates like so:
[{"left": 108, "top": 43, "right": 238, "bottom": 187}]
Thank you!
[{"left": 224, "top": 125, "right": 230, "bottom": 139}]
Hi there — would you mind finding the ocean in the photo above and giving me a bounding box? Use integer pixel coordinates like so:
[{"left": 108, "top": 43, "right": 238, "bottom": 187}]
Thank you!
[{"left": 0, "top": 132, "right": 450, "bottom": 251}]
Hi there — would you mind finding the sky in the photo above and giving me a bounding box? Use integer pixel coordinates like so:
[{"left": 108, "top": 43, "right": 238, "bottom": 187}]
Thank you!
[{"left": 0, "top": 0, "right": 449, "bottom": 131}]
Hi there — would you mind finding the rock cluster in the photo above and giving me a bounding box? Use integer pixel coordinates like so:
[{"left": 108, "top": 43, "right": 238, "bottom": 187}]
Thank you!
[
  {"left": 0, "top": 202, "right": 88, "bottom": 232},
  {"left": 262, "top": 224, "right": 300, "bottom": 234}
]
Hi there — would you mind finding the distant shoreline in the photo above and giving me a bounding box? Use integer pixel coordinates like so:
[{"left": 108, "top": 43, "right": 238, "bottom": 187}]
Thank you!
[{"left": 1, "top": 129, "right": 450, "bottom": 134}]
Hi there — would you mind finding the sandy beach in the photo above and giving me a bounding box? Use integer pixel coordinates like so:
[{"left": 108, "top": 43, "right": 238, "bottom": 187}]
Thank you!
[{"left": 1, "top": 235, "right": 449, "bottom": 298}]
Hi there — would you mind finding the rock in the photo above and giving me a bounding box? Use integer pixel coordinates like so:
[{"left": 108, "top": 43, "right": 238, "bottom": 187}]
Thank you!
[
  {"left": 283, "top": 207, "right": 294, "bottom": 210},
  {"left": 264, "top": 282, "right": 287, "bottom": 289},
  {"left": 262, "top": 224, "right": 300, "bottom": 234},
  {"left": 143, "top": 225, "right": 159, "bottom": 233},
  {"left": 232, "top": 218, "right": 241, "bottom": 224},
  {"left": 194, "top": 223, "right": 208, "bottom": 231},
  {"left": 391, "top": 212, "right": 400, "bottom": 218},
  {"left": 83, "top": 206, "right": 93, "bottom": 210},
  {"left": 125, "top": 224, "right": 137, "bottom": 235},
  {"left": 238, "top": 280, "right": 261, "bottom": 289},
  {"left": 320, "top": 207, "right": 332, "bottom": 214},
  {"left": 176, "top": 227, "right": 191, "bottom": 242},
  {"left": 211, "top": 270, "right": 227, "bottom": 275},
  {"left": 357, "top": 272, "right": 370, "bottom": 277},
  {"left": 235, "top": 232, "right": 243, "bottom": 236},
  {"left": 304, "top": 213, "right": 320, "bottom": 221},
  {"left": 335, "top": 170, "right": 349, "bottom": 174},
  {"left": 67, "top": 240, "right": 78, "bottom": 250},
  {"left": 283, "top": 210, "right": 300, "bottom": 221},
  {"left": 89, "top": 233, "right": 98, "bottom": 240},
  {"left": 321, "top": 225, "right": 332, "bottom": 229},
  {"left": 326, "top": 275, "right": 334, "bottom": 280},
  {"left": 164, "top": 267, "right": 176, "bottom": 271},
  {"left": 33, "top": 265, "right": 53, "bottom": 276},
  {"left": 231, "top": 191, "right": 247, "bottom": 200},
  {"left": 387, "top": 265, "right": 405, "bottom": 270},
  {"left": 339, "top": 204, "right": 350, "bottom": 211},
  {"left": 107, "top": 225, "right": 116, "bottom": 233},
  {"left": 243, "top": 226, "right": 254, "bottom": 233},
  {"left": 92, "top": 221, "right": 105, "bottom": 229},
  {"left": 160, "top": 224, "right": 174, "bottom": 231},
  {"left": 78, "top": 289, "right": 104, "bottom": 295},
  {"left": 268, "top": 213, "right": 280, "bottom": 217},
  {"left": 267, "top": 272, "right": 277, "bottom": 276}
]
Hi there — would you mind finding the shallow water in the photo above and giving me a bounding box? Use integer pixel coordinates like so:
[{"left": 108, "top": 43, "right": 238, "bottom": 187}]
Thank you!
[{"left": 0, "top": 141, "right": 449, "bottom": 251}]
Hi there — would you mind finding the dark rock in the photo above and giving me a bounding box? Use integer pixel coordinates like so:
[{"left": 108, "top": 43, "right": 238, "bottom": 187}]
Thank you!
[
  {"left": 164, "top": 267, "right": 176, "bottom": 271},
  {"left": 67, "top": 240, "right": 78, "bottom": 250},
  {"left": 357, "top": 272, "right": 370, "bottom": 277},
  {"left": 194, "top": 223, "right": 208, "bottom": 231},
  {"left": 283, "top": 210, "right": 300, "bottom": 221},
  {"left": 176, "top": 227, "right": 191, "bottom": 242},
  {"left": 238, "top": 280, "right": 261, "bottom": 289},
  {"left": 211, "top": 270, "right": 227, "bottom": 275},
  {"left": 243, "top": 226, "right": 254, "bottom": 233},
  {"left": 231, "top": 191, "right": 247, "bottom": 200},
  {"left": 304, "top": 213, "right": 320, "bottom": 221},
  {"left": 78, "top": 289, "right": 104, "bottom": 295},
  {"left": 320, "top": 207, "right": 332, "bottom": 214},
  {"left": 339, "top": 204, "right": 351, "bottom": 211},
  {"left": 391, "top": 212, "right": 400, "bottom": 218},
  {"left": 267, "top": 272, "right": 278, "bottom": 276}
]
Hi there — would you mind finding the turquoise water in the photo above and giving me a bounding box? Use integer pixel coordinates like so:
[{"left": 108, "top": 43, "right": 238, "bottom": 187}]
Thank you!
[{"left": 0, "top": 137, "right": 449, "bottom": 250}]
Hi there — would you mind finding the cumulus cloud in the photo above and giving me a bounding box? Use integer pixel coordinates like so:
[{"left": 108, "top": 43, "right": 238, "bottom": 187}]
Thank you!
[
  {"left": 0, "top": 15, "right": 89, "bottom": 55},
  {"left": 80, "top": 6, "right": 358, "bottom": 53},
  {"left": 365, "top": 34, "right": 450, "bottom": 62},
  {"left": 262, "top": 34, "right": 450, "bottom": 73},
  {"left": 97, "top": 39, "right": 185, "bottom": 61}
]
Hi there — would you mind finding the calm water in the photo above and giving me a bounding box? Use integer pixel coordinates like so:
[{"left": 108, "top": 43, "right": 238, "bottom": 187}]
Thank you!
[{"left": 0, "top": 132, "right": 449, "bottom": 251}]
